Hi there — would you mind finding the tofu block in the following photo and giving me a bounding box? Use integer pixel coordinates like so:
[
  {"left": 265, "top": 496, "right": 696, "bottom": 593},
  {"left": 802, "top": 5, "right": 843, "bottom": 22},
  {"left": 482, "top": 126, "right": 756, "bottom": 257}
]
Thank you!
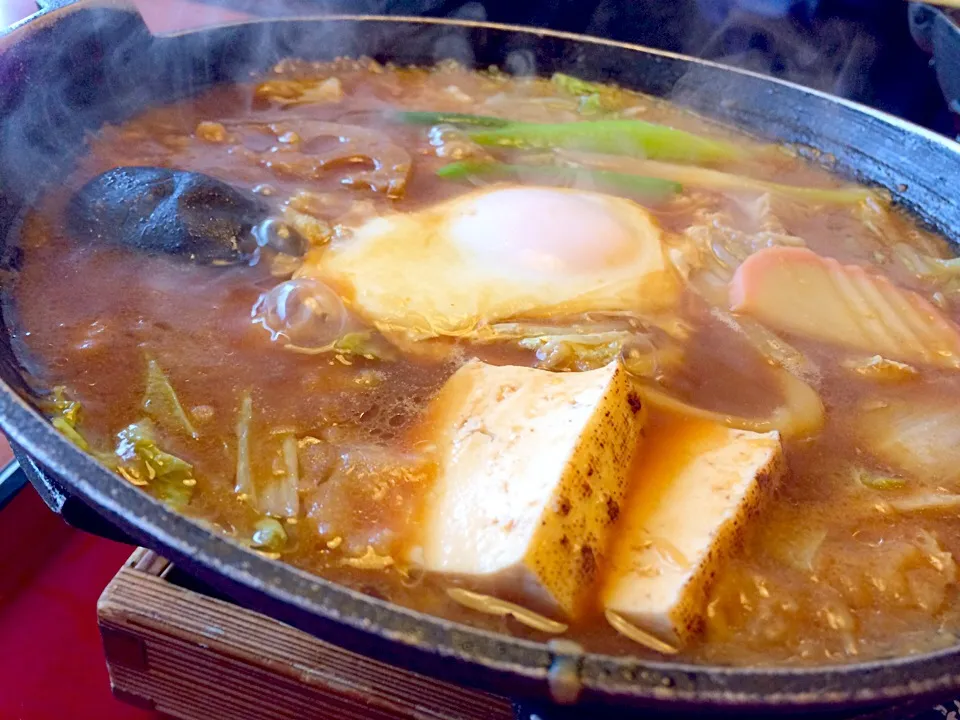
[
  {"left": 730, "top": 246, "right": 960, "bottom": 369},
  {"left": 415, "top": 359, "right": 645, "bottom": 617},
  {"left": 603, "top": 415, "right": 785, "bottom": 645}
]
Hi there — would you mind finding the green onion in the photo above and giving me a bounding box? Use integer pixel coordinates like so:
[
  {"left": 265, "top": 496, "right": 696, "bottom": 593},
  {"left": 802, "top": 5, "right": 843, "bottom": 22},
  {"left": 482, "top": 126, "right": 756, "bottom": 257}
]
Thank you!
[
  {"left": 557, "top": 152, "right": 875, "bottom": 206},
  {"left": 436, "top": 160, "right": 680, "bottom": 199},
  {"left": 390, "top": 111, "right": 511, "bottom": 128},
  {"left": 393, "top": 110, "right": 741, "bottom": 164},
  {"left": 468, "top": 119, "right": 742, "bottom": 165}
]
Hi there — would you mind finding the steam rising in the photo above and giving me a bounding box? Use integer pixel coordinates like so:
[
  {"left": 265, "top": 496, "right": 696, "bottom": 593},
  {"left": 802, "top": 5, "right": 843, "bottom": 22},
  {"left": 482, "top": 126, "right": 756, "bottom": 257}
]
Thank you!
[
  {"left": 0, "top": 0, "right": 940, "bottom": 215},
  {"left": 145, "top": 0, "right": 895, "bottom": 102},
  {"left": 690, "top": 1, "right": 880, "bottom": 99}
]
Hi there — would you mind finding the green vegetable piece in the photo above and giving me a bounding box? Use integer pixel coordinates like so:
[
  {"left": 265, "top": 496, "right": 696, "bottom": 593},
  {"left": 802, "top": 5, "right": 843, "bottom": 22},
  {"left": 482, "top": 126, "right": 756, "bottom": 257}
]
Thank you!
[
  {"left": 51, "top": 386, "right": 81, "bottom": 425},
  {"left": 436, "top": 160, "right": 680, "bottom": 199},
  {"left": 235, "top": 392, "right": 255, "bottom": 501},
  {"left": 252, "top": 517, "right": 287, "bottom": 552},
  {"left": 469, "top": 119, "right": 741, "bottom": 164},
  {"left": 115, "top": 421, "right": 192, "bottom": 473},
  {"left": 561, "top": 154, "right": 875, "bottom": 206},
  {"left": 435, "top": 160, "right": 490, "bottom": 180},
  {"left": 115, "top": 420, "right": 196, "bottom": 510},
  {"left": 46, "top": 387, "right": 96, "bottom": 451},
  {"left": 258, "top": 435, "right": 300, "bottom": 519},
  {"left": 855, "top": 468, "right": 907, "bottom": 491},
  {"left": 518, "top": 332, "right": 630, "bottom": 372},
  {"left": 333, "top": 331, "right": 397, "bottom": 361},
  {"left": 391, "top": 111, "right": 511, "bottom": 128},
  {"left": 551, "top": 72, "right": 608, "bottom": 97},
  {"left": 143, "top": 358, "right": 198, "bottom": 439},
  {"left": 48, "top": 386, "right": 89, "bottom": 449},
  {"left": 578, "top": 93, "right": 604, "bottom": 116},
  {"left": 551, "top": 73, "right": 617, "bottom": 115},
  {"left": 643, "top": 161, "right": 871, "bottom": 204},
  {"left": 52, "top": 416, "right": 89, "bottom": 451},
  {"left": 44, "top": 387, "right": 195, "bottom": 510}
]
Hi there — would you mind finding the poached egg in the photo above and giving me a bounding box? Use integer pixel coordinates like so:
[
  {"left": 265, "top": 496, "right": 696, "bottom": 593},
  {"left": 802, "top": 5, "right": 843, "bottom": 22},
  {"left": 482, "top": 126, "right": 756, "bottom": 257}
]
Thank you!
[{"left": 297, "top": 185, "right": 676, "bottom": 340}]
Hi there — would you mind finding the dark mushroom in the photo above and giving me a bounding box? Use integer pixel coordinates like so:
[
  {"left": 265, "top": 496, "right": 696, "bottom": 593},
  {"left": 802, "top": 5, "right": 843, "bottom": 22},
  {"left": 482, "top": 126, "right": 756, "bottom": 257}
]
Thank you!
[{"left": 67, "top": 166, "right": 303, "bottom": 265}]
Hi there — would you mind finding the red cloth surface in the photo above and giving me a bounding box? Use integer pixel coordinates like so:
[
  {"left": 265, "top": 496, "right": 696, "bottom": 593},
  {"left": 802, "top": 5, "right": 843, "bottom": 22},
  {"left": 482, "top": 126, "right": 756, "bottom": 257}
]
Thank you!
[
  {"left": 0, "top": 487, "right": 160, "bottom": 720},
  {"left": 0, "top": 1, "right": 246, "bottom": 713},
  {"left": 0, "top": 3, "right": 252, "bottom": 718}
]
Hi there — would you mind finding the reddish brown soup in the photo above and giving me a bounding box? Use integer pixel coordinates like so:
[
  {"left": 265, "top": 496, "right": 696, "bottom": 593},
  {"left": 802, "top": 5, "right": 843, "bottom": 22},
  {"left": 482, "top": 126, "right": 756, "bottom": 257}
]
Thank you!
[{"left": 12, "top": 59, "right": 960, "bottom": 666}]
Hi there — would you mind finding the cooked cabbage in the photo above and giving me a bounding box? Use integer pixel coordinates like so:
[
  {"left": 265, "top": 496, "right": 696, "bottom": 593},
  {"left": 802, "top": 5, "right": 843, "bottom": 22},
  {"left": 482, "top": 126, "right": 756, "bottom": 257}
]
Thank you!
[
  {"left": 113, "top": 421, "right": 196, "bottom": 510},
  {"left": 859, "top": 395, "right": 960, "bottom": 484},
  {"left": 143, "top": 358, "right": 198, "bottom": 438}
]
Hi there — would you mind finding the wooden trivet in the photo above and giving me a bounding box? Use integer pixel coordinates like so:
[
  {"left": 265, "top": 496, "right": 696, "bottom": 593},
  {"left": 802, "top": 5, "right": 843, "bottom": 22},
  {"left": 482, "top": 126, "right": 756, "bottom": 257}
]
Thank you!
[
  {"left": 97, "top": 548, "right": 513, "bottom": 720},
  {"left": 98, "top": 549, "right": 960, "bottom": 720}
]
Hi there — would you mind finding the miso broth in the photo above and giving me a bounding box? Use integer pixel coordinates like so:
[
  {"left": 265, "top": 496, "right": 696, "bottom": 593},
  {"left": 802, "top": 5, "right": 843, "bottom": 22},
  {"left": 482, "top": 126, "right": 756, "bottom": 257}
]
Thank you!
[{"left": 12, "top": 58, "right": 960, "bottom": 666}]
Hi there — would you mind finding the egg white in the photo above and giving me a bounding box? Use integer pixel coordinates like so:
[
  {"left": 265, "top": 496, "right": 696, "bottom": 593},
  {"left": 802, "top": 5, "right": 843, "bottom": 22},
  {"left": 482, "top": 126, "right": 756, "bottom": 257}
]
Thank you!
[{"left": 296, "top": 185, "right": 677, "bottom": 340}]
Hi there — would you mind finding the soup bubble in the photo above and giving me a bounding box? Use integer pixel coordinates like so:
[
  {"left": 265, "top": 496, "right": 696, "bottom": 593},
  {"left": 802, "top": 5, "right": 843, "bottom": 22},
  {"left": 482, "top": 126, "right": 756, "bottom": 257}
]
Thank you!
[{"left": 253, "top": 278, "right": 346, "bottom": 349}]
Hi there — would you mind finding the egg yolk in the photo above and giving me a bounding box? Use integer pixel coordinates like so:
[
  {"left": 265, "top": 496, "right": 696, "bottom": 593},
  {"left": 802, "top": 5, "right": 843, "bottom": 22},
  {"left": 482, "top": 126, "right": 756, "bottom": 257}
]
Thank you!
[{"left": 447, "top": 187, "right": 639, "bottom": 276}]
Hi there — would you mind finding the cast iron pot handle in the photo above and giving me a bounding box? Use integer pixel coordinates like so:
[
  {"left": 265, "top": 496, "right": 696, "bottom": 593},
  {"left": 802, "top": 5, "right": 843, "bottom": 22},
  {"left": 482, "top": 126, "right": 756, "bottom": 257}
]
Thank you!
[{"left": 11, "top": 441, "right": 137, "bottom": 544}]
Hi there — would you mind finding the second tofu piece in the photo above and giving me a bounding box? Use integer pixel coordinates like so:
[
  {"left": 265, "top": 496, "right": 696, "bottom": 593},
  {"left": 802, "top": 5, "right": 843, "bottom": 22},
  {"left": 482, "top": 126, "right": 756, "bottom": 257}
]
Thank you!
[
  {"left": 414, "top": 359, "right": 645, "bottom": 618},
  {"left": 603, "top": 414, "right": 785, "bottom": 646}
]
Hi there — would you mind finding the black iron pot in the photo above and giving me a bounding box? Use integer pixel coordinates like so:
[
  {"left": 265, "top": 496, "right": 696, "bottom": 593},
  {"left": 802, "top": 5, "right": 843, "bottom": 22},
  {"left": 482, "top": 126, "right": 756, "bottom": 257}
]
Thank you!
[{"left": 3, "top": 2, "right": 960, "bottom": 716}]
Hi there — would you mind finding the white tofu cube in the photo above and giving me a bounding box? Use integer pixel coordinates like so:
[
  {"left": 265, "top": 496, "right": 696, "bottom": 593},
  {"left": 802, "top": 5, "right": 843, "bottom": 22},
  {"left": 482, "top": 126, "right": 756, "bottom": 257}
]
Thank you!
[
  {"left": 602, "top": 416, "right": 785, "bottom": 645},
  {"left": 414, "top": 359, "right": 645, "bottom": 617}
]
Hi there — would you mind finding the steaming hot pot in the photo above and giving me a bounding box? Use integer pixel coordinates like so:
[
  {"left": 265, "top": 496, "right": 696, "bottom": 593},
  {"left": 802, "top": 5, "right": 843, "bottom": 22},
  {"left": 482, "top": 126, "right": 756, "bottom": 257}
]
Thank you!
[{"left": 4, "top": 1, "right": 960, "bottom": 716}]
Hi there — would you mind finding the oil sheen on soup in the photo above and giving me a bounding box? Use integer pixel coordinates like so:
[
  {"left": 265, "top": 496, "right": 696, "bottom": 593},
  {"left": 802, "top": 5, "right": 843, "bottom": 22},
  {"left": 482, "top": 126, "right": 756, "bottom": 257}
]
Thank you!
[{"left": 12, "top": 58, "right": 960, "bottom": 666}]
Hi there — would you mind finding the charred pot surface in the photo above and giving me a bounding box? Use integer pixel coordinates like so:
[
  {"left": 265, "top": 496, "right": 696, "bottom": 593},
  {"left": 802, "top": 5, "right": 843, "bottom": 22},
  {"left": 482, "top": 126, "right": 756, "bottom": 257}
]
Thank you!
[{"left": 67, "top": 167, "right": 274, "bottom": 265}]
